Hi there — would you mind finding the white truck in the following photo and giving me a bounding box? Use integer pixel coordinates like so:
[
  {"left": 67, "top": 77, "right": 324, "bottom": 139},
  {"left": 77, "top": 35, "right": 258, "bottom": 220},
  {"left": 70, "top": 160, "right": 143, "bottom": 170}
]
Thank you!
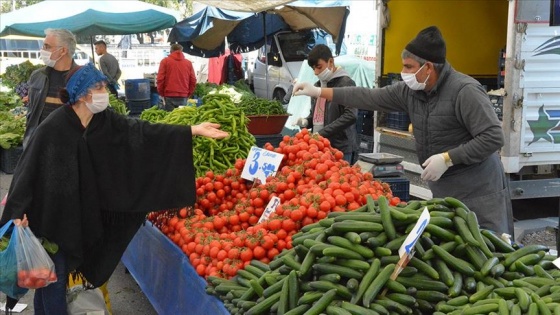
[
  {"left": 248, "top": 29, "right": 342, "bottom": 103},
  {"left": 371, "top": 0, "right": 560, "bottom": 203}
]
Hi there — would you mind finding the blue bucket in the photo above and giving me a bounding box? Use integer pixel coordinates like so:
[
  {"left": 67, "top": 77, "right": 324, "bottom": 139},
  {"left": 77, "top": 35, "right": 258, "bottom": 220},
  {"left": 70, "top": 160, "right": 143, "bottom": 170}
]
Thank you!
[
  {"left": 125, "top": 79, "right": 150, "bottom": 101},
  {"left": 150, "top": 92, "right": 159, "bottom": 106}
]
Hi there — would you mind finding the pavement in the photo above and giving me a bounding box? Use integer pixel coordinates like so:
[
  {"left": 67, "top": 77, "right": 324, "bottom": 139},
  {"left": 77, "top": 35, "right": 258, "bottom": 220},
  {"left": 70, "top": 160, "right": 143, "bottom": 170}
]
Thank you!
[{"left": 1, "top": 171, "right": 559, "bottom": 313}]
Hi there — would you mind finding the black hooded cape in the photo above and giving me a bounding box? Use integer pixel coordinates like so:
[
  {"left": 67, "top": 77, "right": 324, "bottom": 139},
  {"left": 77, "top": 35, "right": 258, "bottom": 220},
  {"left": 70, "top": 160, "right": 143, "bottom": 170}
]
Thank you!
[{"left": 0, "top": 106, "right": 196, "bottom": 287}]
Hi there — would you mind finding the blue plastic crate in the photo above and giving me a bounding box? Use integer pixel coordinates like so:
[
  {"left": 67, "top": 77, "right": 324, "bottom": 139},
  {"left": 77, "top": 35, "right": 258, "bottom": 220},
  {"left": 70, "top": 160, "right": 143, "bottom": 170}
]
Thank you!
[
  {"left": 387, "top": 112, "right": 410, "bottom": 131},
  {"left": 126, "top": 100, "right": 151, "bottom": 115},
  {"left": 378, "top": 176, "right": 410, "bottom": 201},
  {"left": 356, "top": 110, "right": 374, "bottom": 136},
  {"left": 254, "top": 134, "right": 283, "bottom": 148}
]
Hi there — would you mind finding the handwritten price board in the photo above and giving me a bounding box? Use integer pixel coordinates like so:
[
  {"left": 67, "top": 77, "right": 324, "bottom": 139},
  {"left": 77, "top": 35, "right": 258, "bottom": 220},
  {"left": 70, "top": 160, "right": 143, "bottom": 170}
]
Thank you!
[{"left": 241, "top": 146, "right": 284, "bottom": 183}]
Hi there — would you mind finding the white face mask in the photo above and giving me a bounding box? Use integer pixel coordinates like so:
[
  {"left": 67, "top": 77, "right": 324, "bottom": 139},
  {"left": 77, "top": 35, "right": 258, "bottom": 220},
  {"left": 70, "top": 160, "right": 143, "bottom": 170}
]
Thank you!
[
  {"left": 401, "top": 64, "right": 429, "bottom": 91},
  {"left": 86, "top": 92, "right": 109, "bottom": 114},
  {"left": 40, "top": 48, "right": 62, "bottom": 67},
  {"left": 317, "top": 66, "right": 333, "bottom": 83}
]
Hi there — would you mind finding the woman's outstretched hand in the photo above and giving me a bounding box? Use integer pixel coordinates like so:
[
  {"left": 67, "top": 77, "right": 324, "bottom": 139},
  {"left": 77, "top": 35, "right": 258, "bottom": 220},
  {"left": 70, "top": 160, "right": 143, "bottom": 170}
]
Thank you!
[{"left": 192, "top": 122, "right": 229, "bottom": 139}]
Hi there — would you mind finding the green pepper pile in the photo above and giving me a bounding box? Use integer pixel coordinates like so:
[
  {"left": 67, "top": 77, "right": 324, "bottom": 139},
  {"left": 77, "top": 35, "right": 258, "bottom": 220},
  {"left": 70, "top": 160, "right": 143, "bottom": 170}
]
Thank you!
[
  {"left": 240, "top": 97, "right": 287, "bottom": 116},
  {"left": 140, "top": 106, "right": 169, "bottom": 123},
  {"left": 189, "top": 94, "right": 255, "bottom": 177}
]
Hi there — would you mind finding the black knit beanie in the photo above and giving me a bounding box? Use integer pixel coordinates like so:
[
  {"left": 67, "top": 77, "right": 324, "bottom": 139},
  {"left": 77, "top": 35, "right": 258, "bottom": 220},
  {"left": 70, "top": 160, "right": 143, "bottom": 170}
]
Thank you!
[{"left": 405, "top": 26, "right": 446, "bottom": 64}]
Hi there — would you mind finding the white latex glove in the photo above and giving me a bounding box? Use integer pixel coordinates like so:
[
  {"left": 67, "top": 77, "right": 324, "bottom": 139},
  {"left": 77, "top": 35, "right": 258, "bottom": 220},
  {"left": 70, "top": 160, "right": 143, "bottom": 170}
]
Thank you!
[
  {"left": 292, "top": 117, "right": 308, "bottom": 127},
  {"left": 421, "top": 153, "right": 450, "bottom": 181},
  {"left": 293, "top": 81, "right": 321, "bottom": 98}
]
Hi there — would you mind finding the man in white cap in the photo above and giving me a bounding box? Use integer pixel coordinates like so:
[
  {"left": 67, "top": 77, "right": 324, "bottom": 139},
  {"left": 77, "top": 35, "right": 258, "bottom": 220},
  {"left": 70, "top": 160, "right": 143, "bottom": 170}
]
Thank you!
[{"left": 292, "top": 26, "right": 513, "bottom": 236}]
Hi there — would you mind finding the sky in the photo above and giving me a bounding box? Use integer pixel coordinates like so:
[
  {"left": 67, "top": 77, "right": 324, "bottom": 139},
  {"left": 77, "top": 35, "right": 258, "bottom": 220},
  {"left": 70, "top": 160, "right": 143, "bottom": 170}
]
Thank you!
[{"left": 346, "top": 0, "right": 378, "bottom": 37}]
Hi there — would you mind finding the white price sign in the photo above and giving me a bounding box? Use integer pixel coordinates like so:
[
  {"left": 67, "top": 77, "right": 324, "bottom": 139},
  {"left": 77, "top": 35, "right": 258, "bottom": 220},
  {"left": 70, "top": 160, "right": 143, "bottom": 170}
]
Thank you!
[
  {"left": 258, "top": 196, "right": 281, "bottom": 223},
  {"left": 241, "top": 146, "right": 284, "bottom": 183},
  {"left": 398, "top": 207, "right": 431, "bottom": 258}
]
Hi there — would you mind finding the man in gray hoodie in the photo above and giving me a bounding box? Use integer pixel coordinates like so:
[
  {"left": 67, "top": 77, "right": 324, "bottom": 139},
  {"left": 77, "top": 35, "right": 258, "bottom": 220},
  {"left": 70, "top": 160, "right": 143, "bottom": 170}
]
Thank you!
[
  {"left": 293, "top": 26, "right": 513, "bottom": 236},
  {"left": 294, "top": 44, "right": 358, "bottom": 163}
]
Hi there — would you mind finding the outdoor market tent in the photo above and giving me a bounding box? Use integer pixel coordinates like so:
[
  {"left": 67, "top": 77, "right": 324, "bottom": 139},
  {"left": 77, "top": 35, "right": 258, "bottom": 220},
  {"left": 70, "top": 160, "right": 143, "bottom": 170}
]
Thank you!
[
  {"left": 169, "top": 0, "right": 350, "bottom": 57},
  {"left": 0, "top": 0, "right": 180, "bottom": 37}
]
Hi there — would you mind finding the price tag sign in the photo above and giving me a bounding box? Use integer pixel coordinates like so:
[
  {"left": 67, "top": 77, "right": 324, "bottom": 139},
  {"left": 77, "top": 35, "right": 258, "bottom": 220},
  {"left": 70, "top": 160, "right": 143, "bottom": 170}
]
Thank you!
[
  {"left": 258, "top": 196, "right": 281, "bottom": 223},
  {"left": 398, "top": 207, "right": 431, "bottom": 258},
  {"left": 553, "top": 257, "right": 560, "bottom": 270},
  {"left": 241, "top": 146, "right": 284, "bottom": 183}
]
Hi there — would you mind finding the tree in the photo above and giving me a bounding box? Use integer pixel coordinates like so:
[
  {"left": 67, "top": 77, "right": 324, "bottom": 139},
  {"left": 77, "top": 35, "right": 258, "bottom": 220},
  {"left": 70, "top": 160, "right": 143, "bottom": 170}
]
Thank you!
[
  {"left": 1, "top": 0, "right": 193, "bottom": 17},
  {"left": 1, "top": 0, "right": 42, "bottom": 13}
]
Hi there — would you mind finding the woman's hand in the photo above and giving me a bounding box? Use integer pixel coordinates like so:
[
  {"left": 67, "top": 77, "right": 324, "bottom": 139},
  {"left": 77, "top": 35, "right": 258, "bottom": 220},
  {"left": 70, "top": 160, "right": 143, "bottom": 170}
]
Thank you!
[
  {"left": 192, "top": 122, "right": 229, "bottom": 139},
  {"left": 13, "top": 214, "right": 28, "bottom": 227}
]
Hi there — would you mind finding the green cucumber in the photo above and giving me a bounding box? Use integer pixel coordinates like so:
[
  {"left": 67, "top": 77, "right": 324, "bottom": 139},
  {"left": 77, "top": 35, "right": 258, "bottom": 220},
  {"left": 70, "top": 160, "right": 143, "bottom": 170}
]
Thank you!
[
  {"left": 331, "top": 220, "right": 384, "bottom": 233},
  {"left": 303, "top": 288, "right": 337, "bottom": 315},
  {"left": 432, "top": 244, "right": 475, "bottom": 276},
  {"left": 351, "top": 258, "right": 380, "bottom": 304},
  {"left": 362, "top": 263, "right": 395, "bottom": 307}
]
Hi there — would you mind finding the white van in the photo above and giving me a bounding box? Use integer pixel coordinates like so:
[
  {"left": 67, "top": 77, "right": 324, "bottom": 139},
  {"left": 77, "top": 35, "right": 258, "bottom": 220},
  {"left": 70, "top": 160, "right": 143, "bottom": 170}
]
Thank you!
[
  {"left": 249, "top": 30, "right": 345, "bottom": 102},
  {"left": 0, "top": 36, "right": 91, "bottom": 75}
]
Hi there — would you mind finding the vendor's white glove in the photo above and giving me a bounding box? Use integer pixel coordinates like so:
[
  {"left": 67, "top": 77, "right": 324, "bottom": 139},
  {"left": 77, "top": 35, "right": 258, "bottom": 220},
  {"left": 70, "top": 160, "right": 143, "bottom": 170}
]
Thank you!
[
  {"left": 421, "top": 153, "right": 452, "bottom": 181},
  {"left": 293, "top": 82, "right": 321, "bottom": 98},
  {"left": 292, "top": 117, "right": 308, "bottom": 127}
]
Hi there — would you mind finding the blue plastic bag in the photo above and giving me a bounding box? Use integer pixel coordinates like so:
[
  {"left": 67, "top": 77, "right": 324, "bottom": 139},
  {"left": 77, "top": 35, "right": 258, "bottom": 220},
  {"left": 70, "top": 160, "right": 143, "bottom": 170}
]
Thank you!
[{"left": 0, "top": 220, "right": 28, "bottom": 299}]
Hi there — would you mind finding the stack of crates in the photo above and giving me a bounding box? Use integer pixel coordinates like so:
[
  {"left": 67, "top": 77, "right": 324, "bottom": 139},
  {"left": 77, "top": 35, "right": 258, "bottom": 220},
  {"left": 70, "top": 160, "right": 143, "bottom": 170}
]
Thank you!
[{"left": 380, "top": 176, "right": 410, "bottom": 201}]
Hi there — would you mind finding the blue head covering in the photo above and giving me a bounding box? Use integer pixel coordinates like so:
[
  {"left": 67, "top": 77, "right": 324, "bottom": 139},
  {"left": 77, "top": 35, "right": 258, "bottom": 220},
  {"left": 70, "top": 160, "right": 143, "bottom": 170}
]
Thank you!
[{"left": 66, "top": 62, "right": 107, "bottom": 104}]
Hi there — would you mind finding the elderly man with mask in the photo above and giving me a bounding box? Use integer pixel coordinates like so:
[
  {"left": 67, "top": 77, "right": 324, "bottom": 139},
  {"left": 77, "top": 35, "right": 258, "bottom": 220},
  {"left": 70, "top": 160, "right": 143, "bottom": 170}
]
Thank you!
[
  {"left": 293, "top": 26, "right": 514, "bottom": 235},
  {"left": 24, "top": 28, "right": 80, "bottom": 148}
]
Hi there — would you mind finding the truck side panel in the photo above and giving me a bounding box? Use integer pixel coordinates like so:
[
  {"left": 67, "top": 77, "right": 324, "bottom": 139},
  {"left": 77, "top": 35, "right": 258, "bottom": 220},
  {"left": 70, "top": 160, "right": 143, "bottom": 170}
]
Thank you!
[
  {"left": 516, "top": 24, "right": 560, "bottom": 168},
  {"left": 381, "top": 0, "right": 508, "bottom": 78}
]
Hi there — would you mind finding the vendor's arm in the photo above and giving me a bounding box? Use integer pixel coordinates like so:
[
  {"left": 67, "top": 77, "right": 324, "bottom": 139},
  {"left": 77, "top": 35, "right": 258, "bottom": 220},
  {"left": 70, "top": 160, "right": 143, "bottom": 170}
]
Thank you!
[
  {"left": 293, "top": 82, "right": 407, "bottom": 112},
  {"left": 447, "top": 85, "right": 504, "bottom": 165}
]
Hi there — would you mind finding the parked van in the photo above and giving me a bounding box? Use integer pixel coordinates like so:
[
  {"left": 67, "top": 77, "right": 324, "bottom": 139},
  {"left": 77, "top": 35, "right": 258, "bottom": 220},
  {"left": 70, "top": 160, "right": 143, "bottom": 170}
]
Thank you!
[
  {"left": 0, "top": 35, "right": 90, "bottom": 75},
  {"left": 248, "top": 29, "right": 345, "bottom": 102}
]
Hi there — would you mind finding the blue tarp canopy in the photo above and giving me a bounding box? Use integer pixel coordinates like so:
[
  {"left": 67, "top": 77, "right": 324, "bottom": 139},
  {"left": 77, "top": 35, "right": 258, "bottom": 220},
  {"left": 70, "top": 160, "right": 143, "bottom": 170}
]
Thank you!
[
  {"left": 169, "top": 0, "right": 350, "bottom": 57},
  {"left": 0, "top": 0, "right": 180, "bottom": 37}
]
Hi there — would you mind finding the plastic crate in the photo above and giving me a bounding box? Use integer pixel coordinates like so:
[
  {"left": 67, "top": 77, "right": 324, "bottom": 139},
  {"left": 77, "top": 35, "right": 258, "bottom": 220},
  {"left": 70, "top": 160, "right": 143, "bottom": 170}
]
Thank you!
[
  {"left": 488, "top": 95, "right": 503, "bottom": 120},
  {"left": 0, "top": 146, "right": 23, "bottom": 174},
  {"left": 126, "top": 100, "right": 151, "bottom": 115},
  {"left": 356, "top": 110, "right": 374, "bottom": 136},
  {"left": 254, "top": 134, "right": 283, "bottom": 149},
  {"left": 387, "top": 112, "right": 410, "bottom": 131},
  {"left": 358, "top": 134, "right": 374, "bottom": 153},
  {"left": 378, "top": 176, "right": 410, "bottom": 201}
]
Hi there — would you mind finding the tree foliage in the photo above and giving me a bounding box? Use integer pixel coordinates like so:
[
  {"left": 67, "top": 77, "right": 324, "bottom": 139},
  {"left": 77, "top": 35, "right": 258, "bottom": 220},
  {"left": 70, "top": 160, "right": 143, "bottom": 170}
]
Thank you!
[{"left": 1, "top": 0, "right": 194, "bottom": 17}]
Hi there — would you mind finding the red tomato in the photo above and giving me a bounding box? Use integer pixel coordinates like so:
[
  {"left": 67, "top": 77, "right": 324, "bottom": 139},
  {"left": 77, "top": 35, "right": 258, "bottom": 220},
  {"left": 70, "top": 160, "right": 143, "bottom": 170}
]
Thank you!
[{"left": 252, "top": 246, "right": 266, "bottom": 260}]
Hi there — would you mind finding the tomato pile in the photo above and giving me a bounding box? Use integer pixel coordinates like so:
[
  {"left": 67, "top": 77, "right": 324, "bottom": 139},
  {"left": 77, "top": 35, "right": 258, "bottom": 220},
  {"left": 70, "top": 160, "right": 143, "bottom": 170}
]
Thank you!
[{"left": 147, "top": 129, "right": 400, "bottom": 279}]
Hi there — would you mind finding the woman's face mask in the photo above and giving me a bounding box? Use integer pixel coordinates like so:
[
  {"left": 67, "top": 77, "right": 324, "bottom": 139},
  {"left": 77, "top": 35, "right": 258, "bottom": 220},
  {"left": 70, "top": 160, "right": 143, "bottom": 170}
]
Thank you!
[
  {"left": 401, "top": 63, "right": 429, "bottom": 91},
  {"left": 40, "top": 47, "right": 63, "bottom": 67},
  {"left": 86, "top": 92, "right": 109, "bottom": 114}
]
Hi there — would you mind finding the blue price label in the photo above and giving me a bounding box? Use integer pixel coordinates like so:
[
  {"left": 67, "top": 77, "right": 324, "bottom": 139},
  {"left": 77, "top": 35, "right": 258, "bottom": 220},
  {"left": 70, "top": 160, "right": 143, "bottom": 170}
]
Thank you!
[{"left": 398, "top": 207, "right": 431, "bottom": 258}]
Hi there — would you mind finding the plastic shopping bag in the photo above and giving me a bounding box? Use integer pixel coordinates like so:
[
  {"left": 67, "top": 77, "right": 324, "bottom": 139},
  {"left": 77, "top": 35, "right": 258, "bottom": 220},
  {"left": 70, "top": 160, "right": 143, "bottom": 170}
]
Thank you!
[
  {"left": 14, "top": 225, "right": 57, "bottom": 289},
  {"left": 0, "top": 220, "right": 28, "bottom": 299},
  {"left": 67, "top": 284, "right": 110, "bottom": 315}
]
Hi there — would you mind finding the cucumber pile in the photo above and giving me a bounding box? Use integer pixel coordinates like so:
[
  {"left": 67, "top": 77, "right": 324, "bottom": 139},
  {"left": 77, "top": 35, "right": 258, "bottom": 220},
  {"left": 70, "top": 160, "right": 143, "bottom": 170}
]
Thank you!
[{"left": 206, "top": 195, "right": 560, "bottom": 315}]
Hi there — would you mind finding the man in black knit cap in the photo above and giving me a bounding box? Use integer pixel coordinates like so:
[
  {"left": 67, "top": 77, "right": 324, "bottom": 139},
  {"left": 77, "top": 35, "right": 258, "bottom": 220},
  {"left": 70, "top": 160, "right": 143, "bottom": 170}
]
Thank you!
[{"left": 292, "top": 26, "right": 513, "bottom": 236}]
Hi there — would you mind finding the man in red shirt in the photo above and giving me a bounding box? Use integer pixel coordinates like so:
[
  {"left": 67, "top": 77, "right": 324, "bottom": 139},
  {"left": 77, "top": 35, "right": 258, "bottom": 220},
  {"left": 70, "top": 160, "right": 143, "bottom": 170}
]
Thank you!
[{"left": 157, "top": 43, "right": 196, "bottom": 111}]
